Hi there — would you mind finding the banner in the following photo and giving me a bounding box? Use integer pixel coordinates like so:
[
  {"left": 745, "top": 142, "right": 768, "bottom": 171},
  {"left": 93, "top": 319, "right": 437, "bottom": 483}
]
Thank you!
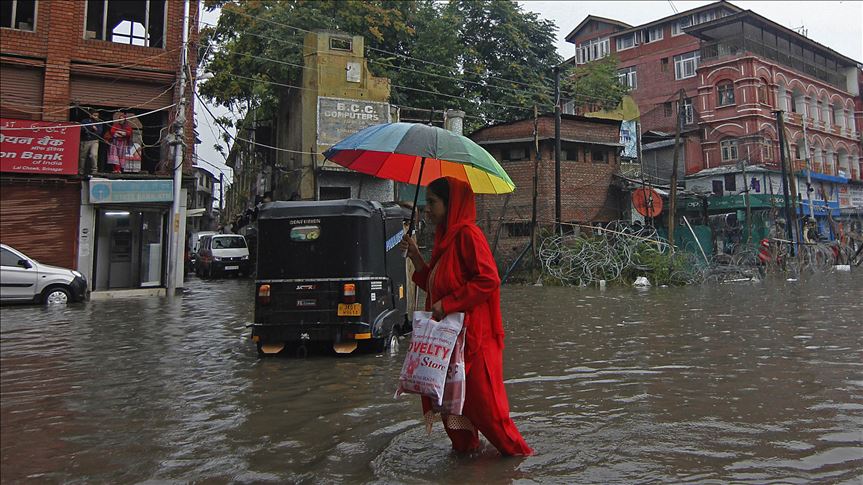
[{"left": 0, "top": 118, "right": 80, "bottom": 175}]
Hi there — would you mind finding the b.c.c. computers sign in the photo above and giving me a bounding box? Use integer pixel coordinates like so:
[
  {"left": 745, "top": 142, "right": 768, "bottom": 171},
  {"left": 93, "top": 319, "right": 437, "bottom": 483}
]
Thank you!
[{"left": 316, "top": 97, "right": 390, "bottom": 147}]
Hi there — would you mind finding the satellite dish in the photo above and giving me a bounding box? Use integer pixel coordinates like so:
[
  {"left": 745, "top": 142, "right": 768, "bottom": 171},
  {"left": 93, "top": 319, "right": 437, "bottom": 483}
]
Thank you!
[{"left": 632, "top": 188, "right": 663, "bottom": 218}]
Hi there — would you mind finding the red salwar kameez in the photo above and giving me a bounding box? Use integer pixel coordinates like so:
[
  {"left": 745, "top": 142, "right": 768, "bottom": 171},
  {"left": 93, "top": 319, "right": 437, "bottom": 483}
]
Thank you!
[{"left": 412, "top": 177, "right": 532, "bottom": 456}]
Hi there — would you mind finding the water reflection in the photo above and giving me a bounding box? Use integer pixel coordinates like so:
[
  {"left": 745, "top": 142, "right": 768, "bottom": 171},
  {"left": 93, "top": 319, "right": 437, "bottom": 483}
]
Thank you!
[{"left": 1, "top": 273, "right": 861, "bottom": 482}]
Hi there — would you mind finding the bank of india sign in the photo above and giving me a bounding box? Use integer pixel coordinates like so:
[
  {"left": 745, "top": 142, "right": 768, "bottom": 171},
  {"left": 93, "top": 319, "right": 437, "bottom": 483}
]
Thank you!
[{"left": 317, "top": 97, "right": 390, "bottom": 147}]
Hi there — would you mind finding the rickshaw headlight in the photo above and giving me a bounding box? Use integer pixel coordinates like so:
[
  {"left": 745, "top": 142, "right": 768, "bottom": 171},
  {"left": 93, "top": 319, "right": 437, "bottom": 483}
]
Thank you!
[
  {"left": 342, "top": 283, "right": 356, "bottom": 303},
  {"left": 258, "top": 284, "right": 271, "bottom": 305}
]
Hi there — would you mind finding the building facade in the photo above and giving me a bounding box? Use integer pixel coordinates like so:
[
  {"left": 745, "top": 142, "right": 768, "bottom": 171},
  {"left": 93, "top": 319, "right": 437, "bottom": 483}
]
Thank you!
[
  {"left": 1, "top": 0, "right": 198, "bottom": 295},
  {"left": 568, "top": 0, "right": 862, "bottom": 241},
  {"left": 469, "top": 114, "right": 623, "bottom": 264}
]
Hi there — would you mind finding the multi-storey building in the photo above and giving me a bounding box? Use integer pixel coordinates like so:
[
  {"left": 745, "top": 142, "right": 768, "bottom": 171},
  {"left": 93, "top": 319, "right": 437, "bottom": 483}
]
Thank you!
[
  {"left": 1, "top": 0, "right": 198, "bottom": 296},
  {"left": 567, "top": 0, "right": 862, "bottom": 240},
  {"left": 469, "top": 114, "right": 623, "bottom": 266}
]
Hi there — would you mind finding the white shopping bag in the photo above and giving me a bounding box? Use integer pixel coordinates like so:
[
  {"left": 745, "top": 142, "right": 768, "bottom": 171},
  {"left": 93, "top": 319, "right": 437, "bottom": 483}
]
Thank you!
[
  {"left": 395, "top": 311, "right": 464, "bottom": 406},
  {"left": 433, "top": 327, "right": 465, "bottom": 415}
]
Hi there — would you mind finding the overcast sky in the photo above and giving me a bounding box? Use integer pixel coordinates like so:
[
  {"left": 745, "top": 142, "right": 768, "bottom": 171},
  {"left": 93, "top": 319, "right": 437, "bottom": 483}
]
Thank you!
[{"left": 195, "top": 1, "right": 863, "bottom": 193}]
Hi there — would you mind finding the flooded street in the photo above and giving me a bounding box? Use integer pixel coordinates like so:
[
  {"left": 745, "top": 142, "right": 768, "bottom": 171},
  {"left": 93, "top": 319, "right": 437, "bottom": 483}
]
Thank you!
[{"left": 2, "top": 274, "right": 862, "bottom": 483}]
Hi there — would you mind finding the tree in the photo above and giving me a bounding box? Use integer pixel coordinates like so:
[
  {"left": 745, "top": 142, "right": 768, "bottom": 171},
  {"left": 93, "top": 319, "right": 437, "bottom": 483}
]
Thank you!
[
  {"left": 448, "top": 0, "right": 561, "bottom": 129},
  {"left": 199, "top": 0, "right": 563, "bottom": 134},
  {"left": 561, "top": 55, "right": 630, "bottom": 113}
]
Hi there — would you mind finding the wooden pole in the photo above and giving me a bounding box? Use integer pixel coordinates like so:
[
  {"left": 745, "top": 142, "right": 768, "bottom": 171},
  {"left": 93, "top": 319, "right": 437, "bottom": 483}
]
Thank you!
[
  {"left": 667, "top": 89, "right": 686, "bottom": 250},
  {"left": 531, "top": 105, "right": 540, "bottom": 273}
]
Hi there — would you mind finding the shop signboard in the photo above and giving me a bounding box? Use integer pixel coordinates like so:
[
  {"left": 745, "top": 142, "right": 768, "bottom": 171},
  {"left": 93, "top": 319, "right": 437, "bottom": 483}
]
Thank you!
[
  {"left": 316, "top": 97, "right": 391, "bottom": 147},
  {"left": 89, "top": 179, "right": 173, "bottom": 204},
  {"left": 707, "top": 194, "right": 787, "bottom": 211},
  {"left": 837, "top": 185, "right": 852, "bottom": 208},
  {"left": 0, "top": 118, "right": 80, "bottom": 175},
  {"left": 850, "top": 185, "right": 863, "bottom": 208}
]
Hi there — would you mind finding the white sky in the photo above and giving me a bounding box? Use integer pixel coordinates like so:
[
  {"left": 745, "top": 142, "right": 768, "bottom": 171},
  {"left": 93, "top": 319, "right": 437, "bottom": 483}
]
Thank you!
[{"left": 195, "top": 1, "right": 863, "bottom": 193}]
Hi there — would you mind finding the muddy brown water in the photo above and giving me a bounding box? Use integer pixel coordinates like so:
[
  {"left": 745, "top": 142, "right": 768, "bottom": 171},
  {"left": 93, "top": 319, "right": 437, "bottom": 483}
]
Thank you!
[{"left": 1, "top": 273, "right": 861, "bottom": 483}]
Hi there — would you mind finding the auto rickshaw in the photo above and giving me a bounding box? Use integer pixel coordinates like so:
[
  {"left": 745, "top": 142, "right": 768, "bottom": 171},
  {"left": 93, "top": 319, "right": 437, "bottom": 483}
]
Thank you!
[{"left": 250, "top": 199, "right": 410, "bottom": 356}]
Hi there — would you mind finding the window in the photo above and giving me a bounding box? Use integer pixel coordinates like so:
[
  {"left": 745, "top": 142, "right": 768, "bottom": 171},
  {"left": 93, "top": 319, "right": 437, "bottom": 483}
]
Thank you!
[
  {"left": 661, "top": 57, "right": 669, "bottom": 72},
  {"left": 592, "top": 150, "right": 606, "bottom": 163},
  {"left": 674, "top": 51, "right": 700, "bottom": 79},
  {"left": 576, "top": 37, "right": 610, "bottom": 64},
  {"left": 672, "top": 9, "right": 718, "bottom": 35},
  {"left": 505, "top": 222, "right": 531, "bottom": 237},
  {"left": 720, "top": 139, "right": 738, "bottom": 162},
  {"left": 795, "top": 143, "right": 805, "bottom": 160},
  {"left": 712, "top": 180, "right": 724, "bottom": 195},
  {"left": 0, "top": 248, "right": 22, "bottom": 267},
  {"left": 681, "top": 97, "right": 694, "bottom": 124},
  {"left": 663, "top": 102, "right": 673, "bottom": 117},
  {"left": 645, "top": 26, "right": 663, "bottom": 43},
  {"left": 672, "top": 16, "right": 692, "bottom": 36},
  {"left": 502, "top": 147, "right": 529, "bottom": 161},
  {"left": 330, "top": 37, "right": 352, "bottom": 52},
  {"left": 717, "top": 82, "right": 735, "bottom": 106},
  {"left": 762, "top": 139, "right": 773, "bottom": 161},
  {"left": 617, "top": 66, "right": 637, "bottom": 89},
  {"left": 319, "top": 186, "right": 351, "bottom": 200},
  {"left": 616, "top": 34, "right": 636, "bottom": 51},
  {"left": 724, "top": 174, "right": 737, "bottom": 192},
  {"left": 757, "top": 83, "right": 769, "bottom": 105},
  {"left": 85, "top": 0, "right": 166, "bottom": 48},
  {"left": 0, "top": 0, "right": 36, "bottom": 31}
]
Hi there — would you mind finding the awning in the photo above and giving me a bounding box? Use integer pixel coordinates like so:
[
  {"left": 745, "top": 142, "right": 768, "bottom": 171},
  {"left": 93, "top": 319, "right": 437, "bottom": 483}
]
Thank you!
[{"left": 186, "top": 208, "right": 207, "bottom": 218}]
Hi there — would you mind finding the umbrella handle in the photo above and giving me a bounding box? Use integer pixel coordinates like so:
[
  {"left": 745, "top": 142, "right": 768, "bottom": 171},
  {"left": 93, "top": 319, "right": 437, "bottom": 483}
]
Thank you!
[{"left": 404, "top": 157, "right": 426, "bottom": 258}]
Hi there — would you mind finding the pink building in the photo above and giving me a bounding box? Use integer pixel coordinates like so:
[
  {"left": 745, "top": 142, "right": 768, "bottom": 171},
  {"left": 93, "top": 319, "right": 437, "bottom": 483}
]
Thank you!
[{"left": 566, "top": 1, "right": 862, "bottom": 183}]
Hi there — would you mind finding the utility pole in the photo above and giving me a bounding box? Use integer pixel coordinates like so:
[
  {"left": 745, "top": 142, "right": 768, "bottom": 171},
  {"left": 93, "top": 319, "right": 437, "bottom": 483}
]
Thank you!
[
  {"left": 667, "top": 89, "right": 685, "bottom": 250},
  {"left": 774, "top": 110, "right": 796, "bottom": 255},
  {"left": 742, "top": 148, "right": 752, "bottom": 244},
  {"left": 554, "top": 66, "right": 562, "bottom": 235},
  {"left": 531, "top": 105, "right": 539, "bottom": 272},
  {"left": 801, "top": 120, "right": 815, "bottom": 221},
  {"left": 219, "top": 172, "right": 224, "bottom": 213},
  {"left": 167, "top": 0, "right": 190, "bottom": 295}
]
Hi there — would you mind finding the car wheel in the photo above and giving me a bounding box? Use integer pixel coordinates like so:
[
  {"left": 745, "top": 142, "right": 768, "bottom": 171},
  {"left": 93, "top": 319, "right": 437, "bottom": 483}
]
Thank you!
[{"left": 43, "top": 286, "right": 71, "bottom": 306}]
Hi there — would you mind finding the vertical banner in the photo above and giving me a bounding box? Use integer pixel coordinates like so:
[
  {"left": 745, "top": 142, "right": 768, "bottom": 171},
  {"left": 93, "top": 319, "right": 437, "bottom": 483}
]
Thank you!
[{"left": 0, "top": 118, "right": 81, "bottom": 175}]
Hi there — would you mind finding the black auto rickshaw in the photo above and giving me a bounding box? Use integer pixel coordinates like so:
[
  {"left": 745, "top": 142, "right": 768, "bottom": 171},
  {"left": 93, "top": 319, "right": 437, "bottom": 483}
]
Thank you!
[{"left": 250, "top": 199, "right": 410, "bottom": 355}]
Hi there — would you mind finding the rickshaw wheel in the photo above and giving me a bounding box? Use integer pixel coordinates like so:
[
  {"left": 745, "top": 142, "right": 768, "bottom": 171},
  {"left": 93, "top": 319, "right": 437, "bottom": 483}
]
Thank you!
[{"left": 365, "top": 326, "right": 398, "bottom": 354}]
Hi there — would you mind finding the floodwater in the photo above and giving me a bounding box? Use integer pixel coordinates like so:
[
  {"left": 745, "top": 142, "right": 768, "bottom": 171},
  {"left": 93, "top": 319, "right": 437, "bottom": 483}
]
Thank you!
[{"left": 1, "top": 273, "right": 862, "bottom": 483}]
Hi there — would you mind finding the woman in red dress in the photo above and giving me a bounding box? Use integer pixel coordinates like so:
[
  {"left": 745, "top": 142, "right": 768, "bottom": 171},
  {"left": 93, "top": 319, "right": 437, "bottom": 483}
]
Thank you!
[{"left": 400, "top": 177, "right": 532, "bottom": 456}]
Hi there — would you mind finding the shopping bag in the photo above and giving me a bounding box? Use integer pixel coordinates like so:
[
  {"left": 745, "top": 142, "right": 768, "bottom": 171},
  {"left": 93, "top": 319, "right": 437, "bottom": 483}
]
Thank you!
[
  {"left": 433, "top": 327, "right": 465, "bottom": 415},
  {"left": 395, "top": 311, "right": 464, "bottom": 406}
]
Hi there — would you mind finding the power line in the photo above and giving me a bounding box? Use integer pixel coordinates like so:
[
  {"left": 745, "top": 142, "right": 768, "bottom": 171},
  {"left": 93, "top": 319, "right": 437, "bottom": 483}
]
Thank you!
[{"left": 0, "top": 103, "right": 179, "bottom": 131}]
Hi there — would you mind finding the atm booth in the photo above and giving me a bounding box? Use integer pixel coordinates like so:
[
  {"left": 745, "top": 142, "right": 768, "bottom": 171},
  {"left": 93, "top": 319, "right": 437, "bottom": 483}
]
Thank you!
[{"left": 80, "top": 179, "right": 185, "bottom": 293}]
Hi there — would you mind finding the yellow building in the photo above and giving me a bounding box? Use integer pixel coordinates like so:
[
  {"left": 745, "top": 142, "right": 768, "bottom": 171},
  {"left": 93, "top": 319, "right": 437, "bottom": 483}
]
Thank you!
[{"left": 277, "top": 30, "right": 393, "bottom": 201}]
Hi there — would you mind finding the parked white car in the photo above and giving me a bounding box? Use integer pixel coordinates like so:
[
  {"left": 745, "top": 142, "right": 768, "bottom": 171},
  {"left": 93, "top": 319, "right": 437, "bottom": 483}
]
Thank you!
[
  {"left": 0, "top": 243, "right": 89, "bottom": 305},
  {"left": 195, "top": 234, "right": 250, "bottom": 277}
]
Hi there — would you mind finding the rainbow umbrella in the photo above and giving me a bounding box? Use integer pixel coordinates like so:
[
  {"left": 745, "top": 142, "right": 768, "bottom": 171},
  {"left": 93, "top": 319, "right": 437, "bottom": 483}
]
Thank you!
[{"left": 323, "top": 122, "right": 515, "bottom": 232}]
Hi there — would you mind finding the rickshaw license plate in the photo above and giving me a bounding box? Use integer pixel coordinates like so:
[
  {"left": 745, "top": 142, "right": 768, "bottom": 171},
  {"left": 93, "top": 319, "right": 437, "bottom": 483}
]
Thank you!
[{"left": 337, "top": 303, "right": 362, "bottom": 316}]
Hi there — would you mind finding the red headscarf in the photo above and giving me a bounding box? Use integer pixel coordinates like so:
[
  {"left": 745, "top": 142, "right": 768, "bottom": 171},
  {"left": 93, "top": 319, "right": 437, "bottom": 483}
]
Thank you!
[{"left": 428, "top": 177, "right": 476, "bottom": 271}]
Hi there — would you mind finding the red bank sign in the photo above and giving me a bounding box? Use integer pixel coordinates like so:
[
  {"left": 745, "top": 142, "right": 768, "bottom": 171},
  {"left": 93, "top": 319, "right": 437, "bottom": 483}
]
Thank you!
[{"left": 0, "top": 118, "right": 80, "bottom": 175}]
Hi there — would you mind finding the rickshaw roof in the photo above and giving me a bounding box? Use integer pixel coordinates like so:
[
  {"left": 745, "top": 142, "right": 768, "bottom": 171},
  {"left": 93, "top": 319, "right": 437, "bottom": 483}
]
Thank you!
[{"left": 258, "top": 199, "right": 409, "bottom": 221}]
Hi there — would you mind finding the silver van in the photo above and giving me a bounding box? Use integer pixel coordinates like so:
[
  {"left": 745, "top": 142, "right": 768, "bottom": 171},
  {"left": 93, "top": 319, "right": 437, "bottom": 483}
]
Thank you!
[{"left": 0, "top": 244, "right": 89, "bottom": 305}]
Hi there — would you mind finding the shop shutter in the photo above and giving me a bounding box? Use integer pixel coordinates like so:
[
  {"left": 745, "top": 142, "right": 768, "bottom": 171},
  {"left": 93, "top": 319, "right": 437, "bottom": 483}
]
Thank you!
[
  {"left": 0, "top": 64, "right": 44, "bottom": 120},
  {"left": 0, "top": 182, "right": 81, "bottom": 269},
  {"left": 70, "top": 75, "right": 173, "bottom": 110}
]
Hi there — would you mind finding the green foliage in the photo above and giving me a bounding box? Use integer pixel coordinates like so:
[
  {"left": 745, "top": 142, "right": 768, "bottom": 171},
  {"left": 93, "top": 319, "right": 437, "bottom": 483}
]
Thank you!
[
  {"left": 199, "top": 0, "right": 562, "bottom": 131},
  {"left": 561, "top": 55, "right": 629, "bottom": 111}
]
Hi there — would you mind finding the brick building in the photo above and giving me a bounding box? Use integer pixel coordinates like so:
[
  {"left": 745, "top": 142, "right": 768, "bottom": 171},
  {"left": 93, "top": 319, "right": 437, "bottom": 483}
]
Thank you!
[
  {"left": 1, "top": 0, "right": 198, "bottom": 295},
  {"left": 469, "top": 114, "right": 623, "bottom": 263},
  {"left": 567, "top": 0, "right": 862, "bottom": 240}
]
